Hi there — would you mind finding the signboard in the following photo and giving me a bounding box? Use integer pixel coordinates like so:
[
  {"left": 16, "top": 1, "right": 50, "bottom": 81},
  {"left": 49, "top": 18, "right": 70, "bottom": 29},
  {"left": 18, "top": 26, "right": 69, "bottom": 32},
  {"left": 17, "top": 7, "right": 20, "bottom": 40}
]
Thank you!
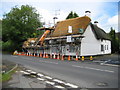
[
  {"left": 68, "top": 26, "right": 72, "bottom": 33},
  {"left": 67, "top": 36, "right": 72, "bottom": 42}
]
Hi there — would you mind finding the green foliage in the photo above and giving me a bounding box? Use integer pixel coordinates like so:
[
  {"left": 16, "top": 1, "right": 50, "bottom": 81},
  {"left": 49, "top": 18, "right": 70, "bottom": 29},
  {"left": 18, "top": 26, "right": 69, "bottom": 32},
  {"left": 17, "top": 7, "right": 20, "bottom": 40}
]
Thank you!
[
  {"left": 0, "top": 19, "right": 2, "bottom": 38},
  {"left": 2, "top": 5, "right": 42, "bottom": 52},
  {"left": 66, "top": 11, "right": 79, "bottom": 19},
  {"left": 1, "top": 66, "right": 17, "bottom": 82},
  {"left": 2, "top": 40, "right": 15, "bottom": 52},
  {"left": 73, "top": 12, "right": 79, "bottom": 18},
  {"left": 1, "top": 73, "right": 11, "bottom": 82},
  {"left": 109, "top": 27, "right": 119, "bottom": 53},
  {"left": 0, "top": 41, "right": 2, "bottom": 50}
]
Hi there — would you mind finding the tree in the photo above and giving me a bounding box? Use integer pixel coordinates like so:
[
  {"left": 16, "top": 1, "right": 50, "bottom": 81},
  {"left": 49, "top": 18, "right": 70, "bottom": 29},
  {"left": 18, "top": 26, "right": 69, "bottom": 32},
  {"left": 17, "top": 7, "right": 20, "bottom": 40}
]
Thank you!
[
  {"left": 2, "top": 5, "right": 42, "bottom": 52},
  {"left": 73, "top": 12, "right": 79, "bottom": 18},
  {"left": 109, "top": 27, "right": 119, "bottom": 53},
  {"left": 66, "top": 11, "right": 79, "bottom": 19}
]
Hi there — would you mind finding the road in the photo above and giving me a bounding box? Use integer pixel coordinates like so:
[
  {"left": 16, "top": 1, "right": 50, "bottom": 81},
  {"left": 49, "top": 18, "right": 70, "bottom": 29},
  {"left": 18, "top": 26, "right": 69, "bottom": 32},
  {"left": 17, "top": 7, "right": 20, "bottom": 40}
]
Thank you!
[{"left": 2, "top": 54, "right": 119, "bottom": 88}]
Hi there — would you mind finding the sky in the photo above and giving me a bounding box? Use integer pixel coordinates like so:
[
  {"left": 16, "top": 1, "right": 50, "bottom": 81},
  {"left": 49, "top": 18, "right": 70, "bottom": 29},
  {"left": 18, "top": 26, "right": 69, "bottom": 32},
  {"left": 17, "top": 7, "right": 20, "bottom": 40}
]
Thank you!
[{"left": 1, "top": 0, "right": 119, "bottom": 32}]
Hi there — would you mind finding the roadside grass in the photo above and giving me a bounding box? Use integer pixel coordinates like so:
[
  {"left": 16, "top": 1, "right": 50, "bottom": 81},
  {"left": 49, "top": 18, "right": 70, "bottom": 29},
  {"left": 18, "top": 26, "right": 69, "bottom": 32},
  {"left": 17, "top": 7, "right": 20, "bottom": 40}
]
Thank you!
[{"left": 1, "top": 67, "right": 18, "bottom": 82}]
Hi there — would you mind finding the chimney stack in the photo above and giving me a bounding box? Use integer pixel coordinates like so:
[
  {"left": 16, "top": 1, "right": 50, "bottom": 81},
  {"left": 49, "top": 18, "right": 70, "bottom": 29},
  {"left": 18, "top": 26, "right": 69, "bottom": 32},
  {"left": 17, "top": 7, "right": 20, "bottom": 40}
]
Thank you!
[
  {"left": 94, "top": 21, "right": 98, "bottom": 26},
  {"left": 85, "top": 11, "right": 91, "bottom": 18}
]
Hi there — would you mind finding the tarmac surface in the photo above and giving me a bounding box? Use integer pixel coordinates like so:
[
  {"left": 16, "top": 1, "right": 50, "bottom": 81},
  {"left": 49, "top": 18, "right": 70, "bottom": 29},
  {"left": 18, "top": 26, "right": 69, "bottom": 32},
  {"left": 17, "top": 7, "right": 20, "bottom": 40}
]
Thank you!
[{"left": 2, "top": 54, "right": 119, "bottom": 89}]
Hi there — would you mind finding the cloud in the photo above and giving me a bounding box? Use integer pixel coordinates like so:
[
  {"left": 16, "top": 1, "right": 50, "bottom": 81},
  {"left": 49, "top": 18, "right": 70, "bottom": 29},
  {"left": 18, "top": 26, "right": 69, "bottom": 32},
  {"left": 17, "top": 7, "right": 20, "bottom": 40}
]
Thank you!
[
  {"left": 108, "top": 15, "right": 118, "bottom": 25},
  {"left": 96, "top": 15, "right": 118, "bottom": 32}
]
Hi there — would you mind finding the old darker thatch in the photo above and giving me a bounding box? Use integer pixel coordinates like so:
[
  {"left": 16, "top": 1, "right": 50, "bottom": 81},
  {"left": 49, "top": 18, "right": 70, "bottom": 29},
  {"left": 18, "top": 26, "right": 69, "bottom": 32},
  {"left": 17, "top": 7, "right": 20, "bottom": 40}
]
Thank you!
[{"left": 90, "top": 23, "right": 111, "bottom": 40}]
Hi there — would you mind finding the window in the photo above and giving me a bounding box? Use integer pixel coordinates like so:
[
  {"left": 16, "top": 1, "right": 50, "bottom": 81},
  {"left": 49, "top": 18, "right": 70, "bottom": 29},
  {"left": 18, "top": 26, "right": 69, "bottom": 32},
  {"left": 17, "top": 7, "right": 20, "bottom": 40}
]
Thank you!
[
  {"left": 101, "top": 45, "right": 104, "bottom": 51},
  {"left": 79, "top": 28, "right": 84, "bottom": 33},
  {"left": 107, "top": 45, "right": 108, "bottom": 50},
  {"left": 68, "top": 26, "right": 72, "bottom": 33}
]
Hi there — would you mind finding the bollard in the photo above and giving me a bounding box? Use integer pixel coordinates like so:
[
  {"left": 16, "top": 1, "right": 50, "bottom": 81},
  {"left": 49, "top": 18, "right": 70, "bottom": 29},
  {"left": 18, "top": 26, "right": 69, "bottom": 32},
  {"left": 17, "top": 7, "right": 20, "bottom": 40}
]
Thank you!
[
  {"left": 81, "top": 56, "right": 84, "bottom": 61},
  {"left": 90, "top": 56, "right": 93, "bottom": 60}
]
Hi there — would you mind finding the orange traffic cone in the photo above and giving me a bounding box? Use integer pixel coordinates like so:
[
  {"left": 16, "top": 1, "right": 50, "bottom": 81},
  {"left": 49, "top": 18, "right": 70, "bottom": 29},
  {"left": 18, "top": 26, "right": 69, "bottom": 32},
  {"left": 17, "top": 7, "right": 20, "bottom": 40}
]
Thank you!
[
  {"left": 46, "top": 53, "right": 49, "bottom": 58},
  {"left": 19, "top": 52, "right": 22, "bottom": 56},
  {"left": 18, "top": 52, "right": 20, "bottom": 55},
  {"left": 50, "top": 54, "right": 53, "bottom": 58},
  {"left": 53, "top": 53, "right": 56, "bottom": 59},
  {"left": 37, "top": 53, "right": 39, "bottom": 57},
  {"left": 57, "top": 54, "right": 60, "bottom": 60},
  {"left": 43, "top": 53, "right": 46, "bottom": 58},
  {"left": 68, "top": 55, "right": 71, "bottom": 61},
  {"left": 40, "top": 53, "right": 42, "bottom": 57},
  {"left": 61, "top": 54, "right": 64, "bottom": 60},
  {"left": 28, "top": 53, "right": 30, "bottom": 56},
  {"left": 75, "top": 55, "right": 78, "bottom": 61},
  {"left": 34, "top": 53, "right": 36, "bottom": 57}
]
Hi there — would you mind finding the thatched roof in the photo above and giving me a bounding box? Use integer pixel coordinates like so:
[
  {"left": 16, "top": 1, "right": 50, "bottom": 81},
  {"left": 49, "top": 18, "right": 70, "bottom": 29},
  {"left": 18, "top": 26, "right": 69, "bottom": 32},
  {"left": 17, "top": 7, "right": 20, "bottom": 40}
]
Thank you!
[
  {"left": 90, "top": 23, "right": 111, "bottom": 40},
  {"left": 50, "top": 16, "right": 91, "bottom": 37}
]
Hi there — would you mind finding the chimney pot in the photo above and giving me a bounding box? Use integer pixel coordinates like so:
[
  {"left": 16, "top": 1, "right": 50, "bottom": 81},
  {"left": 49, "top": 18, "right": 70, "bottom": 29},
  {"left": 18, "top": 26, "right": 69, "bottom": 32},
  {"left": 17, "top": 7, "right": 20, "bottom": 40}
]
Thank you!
[
  {"left": 94, "top": 21, "right": 98, "bottom": 25},
  {"left": 85, "top": 11, "right": 91, "bottom": 18}
]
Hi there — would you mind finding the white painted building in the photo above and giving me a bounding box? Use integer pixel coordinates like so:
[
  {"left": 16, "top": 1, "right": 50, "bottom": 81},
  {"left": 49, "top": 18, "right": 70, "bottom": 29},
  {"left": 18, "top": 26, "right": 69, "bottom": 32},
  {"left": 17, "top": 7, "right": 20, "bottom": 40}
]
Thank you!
[
  {"left": 80, "top": 23, "right": 111, "bottom": 56},
  {"left": 23, "top": 11, "right": 111, "bottom": 56}
]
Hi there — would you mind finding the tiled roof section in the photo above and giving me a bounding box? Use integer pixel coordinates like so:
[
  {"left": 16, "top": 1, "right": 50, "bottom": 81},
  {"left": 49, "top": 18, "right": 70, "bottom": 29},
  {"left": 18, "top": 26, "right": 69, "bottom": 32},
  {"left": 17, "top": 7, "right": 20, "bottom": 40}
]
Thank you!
[
  {"left": 50, "top": 16, "right": 91, "bottom": 37},
  {"left": 90, "top": 23, "right": 111, "bottom": 40}
]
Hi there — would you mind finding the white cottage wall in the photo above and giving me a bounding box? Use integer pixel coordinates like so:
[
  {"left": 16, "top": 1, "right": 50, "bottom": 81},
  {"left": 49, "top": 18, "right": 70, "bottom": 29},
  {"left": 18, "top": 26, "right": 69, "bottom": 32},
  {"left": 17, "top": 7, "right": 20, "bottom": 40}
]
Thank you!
[
  {"left": 81, "top": 25, "right": 101, "bottom": 56},
  {"left": 101, "top": 40, "right": 111, "bottom": 54}
]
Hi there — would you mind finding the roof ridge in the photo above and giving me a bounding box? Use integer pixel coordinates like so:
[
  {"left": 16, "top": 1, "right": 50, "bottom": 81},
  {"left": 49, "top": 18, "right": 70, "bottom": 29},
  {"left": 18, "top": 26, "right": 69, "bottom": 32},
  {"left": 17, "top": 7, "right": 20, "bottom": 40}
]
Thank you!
[{"left": 58, "top": 16, "right": 91, "bottom": 23}]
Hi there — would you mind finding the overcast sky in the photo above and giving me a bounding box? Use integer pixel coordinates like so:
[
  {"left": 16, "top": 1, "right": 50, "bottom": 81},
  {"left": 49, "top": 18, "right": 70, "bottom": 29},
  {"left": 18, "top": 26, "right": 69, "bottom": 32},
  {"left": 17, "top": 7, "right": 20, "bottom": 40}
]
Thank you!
[{"left": 1, "top": 0, "right": 119, "bottom": 32}]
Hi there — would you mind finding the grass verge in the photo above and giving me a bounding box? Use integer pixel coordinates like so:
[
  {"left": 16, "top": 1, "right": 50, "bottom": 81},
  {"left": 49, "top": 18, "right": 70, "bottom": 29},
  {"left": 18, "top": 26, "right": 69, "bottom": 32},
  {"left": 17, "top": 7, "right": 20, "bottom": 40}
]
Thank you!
[{"left": 1, "top": 66, "right": 18, "bottom": 82}]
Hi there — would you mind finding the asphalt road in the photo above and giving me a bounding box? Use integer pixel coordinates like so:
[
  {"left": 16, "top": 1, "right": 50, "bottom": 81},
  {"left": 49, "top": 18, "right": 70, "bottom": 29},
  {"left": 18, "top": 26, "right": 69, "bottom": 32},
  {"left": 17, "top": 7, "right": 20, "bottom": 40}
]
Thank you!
[{"left": 2, "top": 54, "right": 119, "bottom": 88}]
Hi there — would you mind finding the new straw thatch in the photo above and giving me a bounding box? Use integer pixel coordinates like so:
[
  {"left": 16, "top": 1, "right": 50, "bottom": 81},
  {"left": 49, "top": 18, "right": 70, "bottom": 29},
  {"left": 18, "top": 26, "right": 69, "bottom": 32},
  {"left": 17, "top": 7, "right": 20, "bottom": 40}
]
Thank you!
[{"left": 50, "top": 16, "right": 91, "bottom": 37}]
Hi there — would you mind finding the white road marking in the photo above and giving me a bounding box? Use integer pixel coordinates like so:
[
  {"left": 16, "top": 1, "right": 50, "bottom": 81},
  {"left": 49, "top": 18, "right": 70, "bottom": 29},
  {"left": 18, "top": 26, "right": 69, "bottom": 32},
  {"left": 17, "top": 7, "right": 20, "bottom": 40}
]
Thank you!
[
  {"left": 102, "top": 64, "right": 119, "bottom": 67},
  {"left": 54, "top": 85, "right": 65, "bottom": 88},
  {"left": 30, "top": 71, "right": 37, "bottom": 74},
  {"left": 65, "top": 83, "right": 79, "bottom": 88},
  {"left": 20, "top": 71, "right": 30, "bottom": 74},
  {"left": 39, "top": 60, "right": 58, "bottom": 64},
  {"left": 20, "top": 71, "right": 24, "bottom": 73},
  {"left": 53, "top": 79, "right": 66, "bottom": 84},
  {"left": 26, "top": 70, "right": 32, "bottom": 72},
  {"left": 44, "top": 76, "right": 52, "bottom": 79},
  {"left": 72, "top": 65, "right": 114, "bottom": 73},
  {"left": 37, "top": 78, "right": 45, "bottom": 81},
  {"left": 37, "top": 73, "right": 44, "bottom": 77},
  {"left": 45, "top": 81, "right": 55, "bottom": 85}
]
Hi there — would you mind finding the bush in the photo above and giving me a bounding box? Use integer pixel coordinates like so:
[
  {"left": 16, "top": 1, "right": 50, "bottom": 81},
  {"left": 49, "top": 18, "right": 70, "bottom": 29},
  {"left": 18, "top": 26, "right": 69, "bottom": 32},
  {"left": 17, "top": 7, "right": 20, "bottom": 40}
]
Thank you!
[{"left": 2, "top": 40, "right": 15, "bottom": 52}]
